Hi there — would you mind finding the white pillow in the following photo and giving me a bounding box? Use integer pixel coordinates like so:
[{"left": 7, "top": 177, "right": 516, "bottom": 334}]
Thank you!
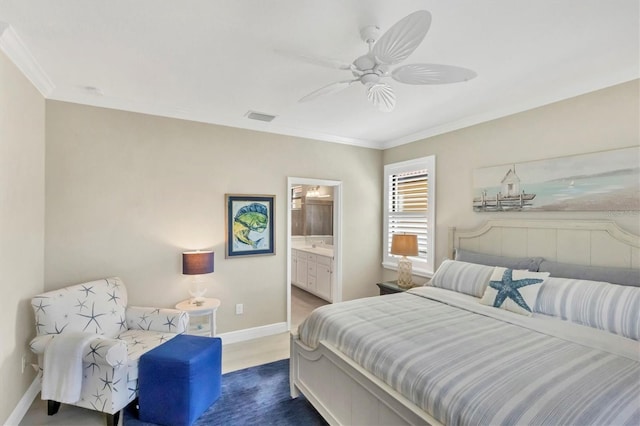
[
  {"left": 430, "top": 259, "right": 493, "bottom": 297},
  {"left": 480, "top": 267, "right": 550, "bottom": 316}
]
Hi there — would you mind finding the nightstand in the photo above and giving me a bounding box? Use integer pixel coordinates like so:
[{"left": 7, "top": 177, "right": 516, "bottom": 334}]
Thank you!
[
  {"left": 175, "top": 298, "right": 220, "bottom": 337},
  {"left": 376, "top": 281, "right": 411, "bottom": 295}
]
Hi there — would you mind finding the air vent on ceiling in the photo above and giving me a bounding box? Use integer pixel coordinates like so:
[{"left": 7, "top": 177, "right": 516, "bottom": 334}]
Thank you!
[
  {"left": 245, "top": 111, "right": 276, "bottom": 122},
  {"left": 81, "top": 85, "right": 103, "bottom": 96}
]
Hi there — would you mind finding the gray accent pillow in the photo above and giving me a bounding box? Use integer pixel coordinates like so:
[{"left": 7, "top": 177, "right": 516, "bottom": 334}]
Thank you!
[
  {"left": 538, "top": 260, "right": 640, "bottom": 287},
  {"left": 455, "top": 248, "right": 544, "bottom": 272}
]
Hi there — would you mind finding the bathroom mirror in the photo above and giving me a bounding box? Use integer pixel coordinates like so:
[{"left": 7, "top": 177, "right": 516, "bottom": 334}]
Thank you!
[{"left": 291, "top": 185, "right": 333, "bottom": 237}]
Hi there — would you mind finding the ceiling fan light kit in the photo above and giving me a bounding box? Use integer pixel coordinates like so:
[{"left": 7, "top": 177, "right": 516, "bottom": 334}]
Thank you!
[
  {"left": 298, "top": 10, "right": 476, "bottom": 112},
  {"left": 366, "top": 82, "right": 395, "bottom": 112}
]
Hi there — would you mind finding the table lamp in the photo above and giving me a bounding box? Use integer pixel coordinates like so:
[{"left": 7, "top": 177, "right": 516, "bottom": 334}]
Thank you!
[
  {"left": 390, "top": 234, "right": 418, "bottom": 289},
  {"left": 183, "top": 250, "right": 214, "bottom": 305}
]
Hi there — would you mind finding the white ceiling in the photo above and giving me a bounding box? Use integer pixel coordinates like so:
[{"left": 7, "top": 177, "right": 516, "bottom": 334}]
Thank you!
[{"left": 1, "top": 1, "right": 638, "bottom": 149}]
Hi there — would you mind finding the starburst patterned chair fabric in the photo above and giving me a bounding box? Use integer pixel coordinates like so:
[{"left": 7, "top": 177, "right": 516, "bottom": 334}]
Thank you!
[{"left": 30, "top": 277, "right": 189, "bottom": 425}]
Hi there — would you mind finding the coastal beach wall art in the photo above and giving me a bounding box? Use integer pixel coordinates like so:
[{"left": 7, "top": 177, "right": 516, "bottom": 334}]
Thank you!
[{"left": 473, "top": 146, "right": 640, "bottom": 212}]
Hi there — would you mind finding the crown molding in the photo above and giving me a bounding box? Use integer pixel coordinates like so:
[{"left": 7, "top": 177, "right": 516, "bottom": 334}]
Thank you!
[
  {"left": 382, "top": 73, "right": 640, "bottom": 149},
  {"left": 48, "top": 90, "right": 383, "bottom": 149},
  {"left": 51, "top": 72, "right": 638, "bottom": 152},
  {"left": 0, "top": 23, "right": 55, "bottom": 97}
]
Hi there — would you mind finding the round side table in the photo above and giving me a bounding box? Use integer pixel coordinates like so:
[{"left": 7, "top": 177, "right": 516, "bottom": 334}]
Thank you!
[{"left": 175, "top": 298, "right": 221, "bottom": 337}]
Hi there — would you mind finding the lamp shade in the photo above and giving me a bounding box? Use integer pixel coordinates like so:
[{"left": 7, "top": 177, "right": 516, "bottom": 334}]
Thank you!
[
  {"left": 182, "top": 251, "right": 214, "bottom": 275},
  {"left": 390, "top": 234, "right": 418, "bottom": 257}
]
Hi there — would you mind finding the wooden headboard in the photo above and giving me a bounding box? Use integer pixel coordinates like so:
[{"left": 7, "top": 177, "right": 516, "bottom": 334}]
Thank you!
[{"left": 449, "top": 219, "right": 640, "bottom": 269}]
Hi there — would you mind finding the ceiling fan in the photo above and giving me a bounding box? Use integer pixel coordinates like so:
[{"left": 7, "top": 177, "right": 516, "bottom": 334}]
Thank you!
[{"left": 298, "top": 10, "right": 476, "bottom": 112}]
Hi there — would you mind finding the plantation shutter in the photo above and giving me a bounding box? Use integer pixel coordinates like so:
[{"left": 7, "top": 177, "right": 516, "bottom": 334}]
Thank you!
[
  {"left": 383, "top": 156, "right": 435, "bottom": 275},
  {"left": 387, "top": 169, "right": 429, "bottom": 260}
]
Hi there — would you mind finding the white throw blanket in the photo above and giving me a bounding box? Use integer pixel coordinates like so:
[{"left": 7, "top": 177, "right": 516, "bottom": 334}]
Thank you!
[{"left": 42, "top": 332, "right": 101, "bottom": 403}]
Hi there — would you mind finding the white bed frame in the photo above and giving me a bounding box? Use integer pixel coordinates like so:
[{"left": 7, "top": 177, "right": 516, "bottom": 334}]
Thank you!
[{"left": 290, "top": 219, "right": 640, "bottom": 426}]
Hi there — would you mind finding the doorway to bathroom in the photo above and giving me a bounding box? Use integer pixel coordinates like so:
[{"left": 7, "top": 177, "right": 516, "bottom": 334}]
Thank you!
[{"left": 286, "top": 177, "right": 342, "bottom": 331}]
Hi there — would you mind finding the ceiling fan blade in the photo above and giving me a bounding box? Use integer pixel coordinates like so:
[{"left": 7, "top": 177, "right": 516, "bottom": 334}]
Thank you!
[
  {"left": 275, "top": 49, "right": 352, "bottom": 70},
  {"left": 392, "top": 63, "right": 477, "bottom": 85},
  {"left": 299, "top": 80, "right": 357, "bottom": 103},
  {"left": 366, "top": 82, "right": 396, "bottom": 112},
  {"left": 372, "top": 10, "right": 431, "bottom": 65}
]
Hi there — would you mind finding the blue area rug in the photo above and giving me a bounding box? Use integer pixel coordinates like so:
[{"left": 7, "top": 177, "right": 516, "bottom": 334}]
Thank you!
[{"left": 124, "top": 358, "right": 327, "bottom": 426}]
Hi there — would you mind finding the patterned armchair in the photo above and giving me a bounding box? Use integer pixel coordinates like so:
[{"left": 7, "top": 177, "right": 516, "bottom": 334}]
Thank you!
[{"left": 30, "top": 277, "right": 189, "bottom": 426}]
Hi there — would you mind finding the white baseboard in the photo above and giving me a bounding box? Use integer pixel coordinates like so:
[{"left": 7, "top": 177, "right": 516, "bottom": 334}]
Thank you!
[
  {"left": 6, "top": 372, "right": 41, "bottom": 426},
  {"left": 217, "top": 322, "right": 289, "bottom": 345}
]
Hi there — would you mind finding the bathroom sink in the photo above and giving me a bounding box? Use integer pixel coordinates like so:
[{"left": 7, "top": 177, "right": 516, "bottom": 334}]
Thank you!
[{"left": 296, "top": 246, "right": 334, "bottom": 257}]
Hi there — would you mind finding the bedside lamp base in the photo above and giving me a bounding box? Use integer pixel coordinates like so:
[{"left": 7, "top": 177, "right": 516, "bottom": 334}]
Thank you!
[
  {"left": 397, "top": 256, "right": 414, "bottom": 289},
  {"left": 188, "top": 280, "right": 207, "bottom": 305}
]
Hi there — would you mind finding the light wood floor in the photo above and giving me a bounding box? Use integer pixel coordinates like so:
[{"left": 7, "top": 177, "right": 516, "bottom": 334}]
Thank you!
[{"left": 18, "top": 287, "right": 328, "bottom": 426}]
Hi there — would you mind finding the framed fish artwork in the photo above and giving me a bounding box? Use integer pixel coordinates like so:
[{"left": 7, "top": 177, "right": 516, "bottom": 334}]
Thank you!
[{"left": 225, "top": 194, "right": 275, "bottom": 258}]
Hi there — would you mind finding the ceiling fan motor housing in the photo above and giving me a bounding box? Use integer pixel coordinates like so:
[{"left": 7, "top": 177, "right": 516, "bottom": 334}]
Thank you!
[
  {"left": 353, "top": 54, "right": 390, "bottom": 85},
  {"left": 353, "top": 54, "right": 376, "bottom": 72}
]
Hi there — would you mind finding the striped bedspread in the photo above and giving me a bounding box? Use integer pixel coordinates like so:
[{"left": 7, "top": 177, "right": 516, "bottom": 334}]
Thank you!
[{"left": 297, "top": 287, "right": 640, "bottom": 425}]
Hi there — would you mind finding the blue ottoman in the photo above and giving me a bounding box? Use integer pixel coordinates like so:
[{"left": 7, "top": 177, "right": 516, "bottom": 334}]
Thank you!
[{"left": 139, "top": 334, "right": 222, "bottom": 426}]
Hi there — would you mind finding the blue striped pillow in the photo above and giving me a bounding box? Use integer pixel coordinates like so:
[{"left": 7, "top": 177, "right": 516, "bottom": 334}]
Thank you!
[
  {"left": 535, "top": 277, "right": 640, "bottom": 340},
  {"left": 430, "top": 260, "right": 493, "bottom": 297}
]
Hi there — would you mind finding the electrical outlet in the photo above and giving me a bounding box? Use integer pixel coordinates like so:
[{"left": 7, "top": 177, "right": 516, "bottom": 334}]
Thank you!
[{"left": 235, "top": 303, "right": 244, "bottom": 315}]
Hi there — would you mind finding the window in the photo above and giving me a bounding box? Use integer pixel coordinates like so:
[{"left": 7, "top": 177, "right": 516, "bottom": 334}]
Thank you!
[{"left": 383, "top": 156, "right": 435, "bottom": 276}]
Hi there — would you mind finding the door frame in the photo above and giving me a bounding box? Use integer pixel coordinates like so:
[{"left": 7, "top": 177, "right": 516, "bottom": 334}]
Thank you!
[{"left": 287, "top": 177, "right": 343, "bottom": 330}]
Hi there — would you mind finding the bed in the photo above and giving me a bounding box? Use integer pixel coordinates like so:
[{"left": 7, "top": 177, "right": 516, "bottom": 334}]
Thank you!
[{"left": 290, "top": 219, "right": 640, "bottom": 425}]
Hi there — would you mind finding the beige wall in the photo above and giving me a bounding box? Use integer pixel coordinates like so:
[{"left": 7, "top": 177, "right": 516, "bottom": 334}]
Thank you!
[
  {"left": 45, "top": 102, "right": 383, "bottom": 333},
  {"left": 0, "top": 50, "right": 45, "bottom": 423},
  {"left": 41, "top": 80, "right": 640, "bottom": 333},
  {"left": 383, "top": 79, "right": 640, "bottom": 281}
]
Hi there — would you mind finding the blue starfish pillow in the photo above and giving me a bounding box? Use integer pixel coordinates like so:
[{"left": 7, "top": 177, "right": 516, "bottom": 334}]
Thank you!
[{"left": 480, "top": 267, "right": 550, "bottom": 316}]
